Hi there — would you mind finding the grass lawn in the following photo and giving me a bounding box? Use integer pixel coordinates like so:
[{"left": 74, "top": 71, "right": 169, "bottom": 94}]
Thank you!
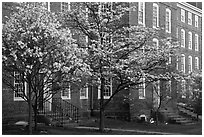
[
  {"left": 2, "top": 118, "right": 202, "bottom": 135},
  {"left": 78, "top": 118, "right": 202, "bottom": 135}
]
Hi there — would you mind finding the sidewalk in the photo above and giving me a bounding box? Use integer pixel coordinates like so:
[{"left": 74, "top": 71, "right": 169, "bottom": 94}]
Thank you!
[{"left": 75, "top": 126, "right": 182, "bottom": 135}]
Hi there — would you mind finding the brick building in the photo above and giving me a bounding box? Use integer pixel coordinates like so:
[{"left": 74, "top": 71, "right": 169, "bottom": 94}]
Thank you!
[{"left": 2, "top": 2, "right": 202, "bottom": 123}]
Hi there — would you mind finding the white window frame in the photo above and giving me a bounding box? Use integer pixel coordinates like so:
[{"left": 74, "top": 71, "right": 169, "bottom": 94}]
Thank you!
[
  {"left": 181, "top": 80, "right": 186, "bottom": 98},
  {"left": 153, "top": 3, "right": 159, "bottom": 28},
  {"left": 153, "top": 38, "right": 159, "bottom": 50},
  {"left": 61, "top": 2, "right": 70, "bottom": 12},
  {"left": 181, "top": 9, "right": 185, "bottom": 23},
  {"left": 176, "top": 56, "right": 179, "bottom": 70},
  {"left": 98, "top": 78, "right": 112, "bottom": 99},
  {"left": 195, "top": 15, "right": 198, "bottom": 28},
  {"left": 138, "top": 2, "right": 145, "bottom": 26},
  {"left": 80, "top": 85, "right": 88, "bottom": 99},
  {"left": 138, "top": 78, "right": 145, "bottom": 99},
  {"left": 165, "top": 8, "right": 171, "bottom": 33},
  {"left": 188, "top": 12, "right": 192, "bottom": 25},
  {"left": 14, "top": 72, "right": 27, "bottom": 101},
  {"left": 188, "top": 31, "right": 192, "bottom": 50},
  {"left": 195, "top": 34, "right": 199, "bottom": 51},
  {"left": 181, "top": 29, "right": 185, "bottom": 48},
  {"left": 181, "top": 54, "right": 185, "bottom": 73},
  {"left": 195, "top": 57, "right": 199, "bottom": 70},
  {"left": 61, "top": 82, "right": 71, "bottom": 100},
  {"left": 188, "top": 56, "right": 192, "bottom": 73}
]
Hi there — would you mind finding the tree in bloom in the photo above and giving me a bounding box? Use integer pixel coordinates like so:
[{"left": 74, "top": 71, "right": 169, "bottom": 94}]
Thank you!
[
  {"left": 62, "top": 2, "right": 179, "bottom": 131},
  {"left": 2, "top": 3, "right": 89, "bottom": 134}
]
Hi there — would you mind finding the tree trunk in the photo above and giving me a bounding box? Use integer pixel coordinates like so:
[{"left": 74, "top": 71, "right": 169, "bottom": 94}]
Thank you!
[
  {"left": 34, "top": 97, "right": 38, "bottom": 131},
  {"left": 28, "top": 83, "right": 32, "bottom": 134},
  {"left": 99, "top": 77, "right": 105, "bottom": 132}
]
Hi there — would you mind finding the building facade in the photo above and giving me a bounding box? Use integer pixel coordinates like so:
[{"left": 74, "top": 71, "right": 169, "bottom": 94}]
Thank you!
[{"left": 2, "top": 2, "right": 202, "bottom": 121}]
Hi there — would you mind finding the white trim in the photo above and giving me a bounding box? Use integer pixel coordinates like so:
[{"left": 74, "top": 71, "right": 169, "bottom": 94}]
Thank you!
[
  {"left": 98, "top": 78, "right": 112, "bottom": 99},
  {"left": 188, "top": 31, "right": 192, "bottom": 50},
  {"left": 47, "top": 2, "right": 50, "bottom": 12},
  {"left": 138, "top": 78, "right": 145, "bottom": 99},
  {"left": 177, "top": 2, "right": 202, "bottom": 16},
  {"left": 195, "top": 15, "right": 198, "bottom": 28},
  {"left": 181, "top": 54, "right": 185, "bottom": 73},
  {"left": 138, "top": 2, "right": 145, "bottom": 27},
  {"left": 181, "top": 9, "right": 185, "bottom": 23},
  {"left": 14, "top": 72, "right": 27, "bottom": 101},
  {"left": 195, "top": 34, "right": 199, "bottom": 51},
  {"left": 188, "top": 55, "right": 192, "bottom": 73},
  {"left": 187, "top": 12, "right": 192, "bottom": 25},
  {"left": 61, "top": 84, "right": 71, "bottom": 100},
  {"left": 152, "top": 3, "right": 159, "bottom": 28},
  {"left": 80, "top": 86, "right": 88, "bottom": 99},
  {"left": 195, "top": 57, "right": 199, "bottom": 70},
  {"left": 181, "top": 29, "right": 185, "bottom": 48},
  {"left": 153, "top": 38, "right": 159, "bottom": 50},
  {"left": 165, "top": 8, "right": 171, "bottom": 33}
]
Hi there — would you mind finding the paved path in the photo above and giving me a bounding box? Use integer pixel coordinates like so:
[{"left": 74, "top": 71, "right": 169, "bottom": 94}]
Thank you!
[{"left": 75, "top": 126, "right": 182, "bottom": 135}]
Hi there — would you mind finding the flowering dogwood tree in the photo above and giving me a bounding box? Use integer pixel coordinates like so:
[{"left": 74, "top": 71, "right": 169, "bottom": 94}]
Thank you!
[
  {"left": 2, "top": 3, "right": 89, "bottom": 134},
  {"left": 63, "top": 2, "right": 179, "bottom": 131}
]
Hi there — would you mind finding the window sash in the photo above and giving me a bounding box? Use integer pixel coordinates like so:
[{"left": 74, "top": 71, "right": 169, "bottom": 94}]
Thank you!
[
  {"left": 138, "top": 2, "right": 145, "bottom": 26},
  {"left": 195, "top": 57, "right": 199, "bottom": 70},
  {"left": 195, "top": 34, "right": 199, "bottom": 51},
  {"left": 181, "top": 9, "right": 185, "bottom": 22},
  {"left": 61, "top": 82, "right": 71, "bottom": 99},
  {"left": 181, "top": 55, "right": 185, "bottom": 73},
  {"left": 14, "top": 72, "right": 26, "bottom": 101},
  {"left": 153, "top": 3, "right": 159, "bottom": 28},
  {"left": 181, "top": 29, "right": 185, "bottom": 47},
  {"left": 188, "top": 32, "right": 192, "bottom": 49},
  {"left": 165, "top": 9, "right": 171, "bottom": 33},
  {"left": 138, "top": 78, "right": 145, "bottom": 99},
  {"left": 80, "top": 86, "right": 88, "bottom": 99},
  {"left": 188, "top": 12, "right": 192, "bottom": 25},
  {"left": 98, "top": 78, "right": 112, "bottom": 99},
  {"left": 195, "top": 15, "right": 198, "bottom": 27},
  {"left": 188, "top": 56, "right": 192, "bottom": 73}
]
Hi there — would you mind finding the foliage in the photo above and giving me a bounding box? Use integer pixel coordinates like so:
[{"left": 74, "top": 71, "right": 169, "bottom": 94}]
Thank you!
[
  {"left": 62, "top": 2, "right": 179, "bottom": 131},
  {"left": 2, "top": 3, "right": 89, "bottom": 132}
]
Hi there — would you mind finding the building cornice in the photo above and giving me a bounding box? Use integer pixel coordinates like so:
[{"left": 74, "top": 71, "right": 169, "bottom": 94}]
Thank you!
[{"left": 177, "top": 2, "right": 202, "bottom": 17}]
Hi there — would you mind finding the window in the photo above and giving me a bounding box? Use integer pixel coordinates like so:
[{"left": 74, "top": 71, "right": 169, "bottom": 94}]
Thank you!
[
  {"left": 195, "top": 34, "right": 199, "bottom": 51},
  {"left": 188, "top": 12, "right": 192, "bottom": 25},
  {"left": 61, "top": 2, "right": 70, "bottom": 12},
  {"left": 153, "top": 3, "right": 159, "bottom": 28},
  {"left": 188, "top": 31, "right": 192, "bottom": 50},
  {"left": 165, "top": 8, "right": 171, "bottom": 33},
  {"left": 181, "top": 54, "right": 185, "bottom": 73},
  {"left": 80, "top": 85, "right": 88, "bottom": 99},
  {"left": 14, "top": 72, "right": 26, "bottom": 101},
  {"left": 153, "top": 38, "right": 159, "bottom": 50},
  {"left": 166, "top": 80, "right": 172, "bottom": 97},
  {"left": 176, "top": 27, "right": 179, "bottom": 39},
  {"left": 188, "top": 56, "right": 192, "bottom": 73},
  {"left": 181, "top": 29, "right": 185, "bottom": 48},
  {"left": 98, "top": 78, "right": 112, "bottom": 99},
  {"left": 195, "top": 57, "right": 199, "bottom": 70},
  {"left": 138, "top": 2, "right": 145, "bottom": 26},
  {"left": 181, "top": 80, "right": 186, "bottom": 98},
  {"left": 195, "top": 15, "right": 198, "bottom": 28},
  {"left": 138, "top": 78, "right": 145, "bottom": 99},
  {"left": 176, "top": 56, "right": 179, "bottom": 70},
  {"left": 61, "top": 82, "right": 71, "bottom": 99},
  {"left": 181, "top": 9, "right": 185, "bottom": 22}
]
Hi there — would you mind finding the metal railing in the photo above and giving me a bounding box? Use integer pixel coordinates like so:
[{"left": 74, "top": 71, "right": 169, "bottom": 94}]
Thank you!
[{"left": 38, "top": 98, "right": 79, "bottom": 125}]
